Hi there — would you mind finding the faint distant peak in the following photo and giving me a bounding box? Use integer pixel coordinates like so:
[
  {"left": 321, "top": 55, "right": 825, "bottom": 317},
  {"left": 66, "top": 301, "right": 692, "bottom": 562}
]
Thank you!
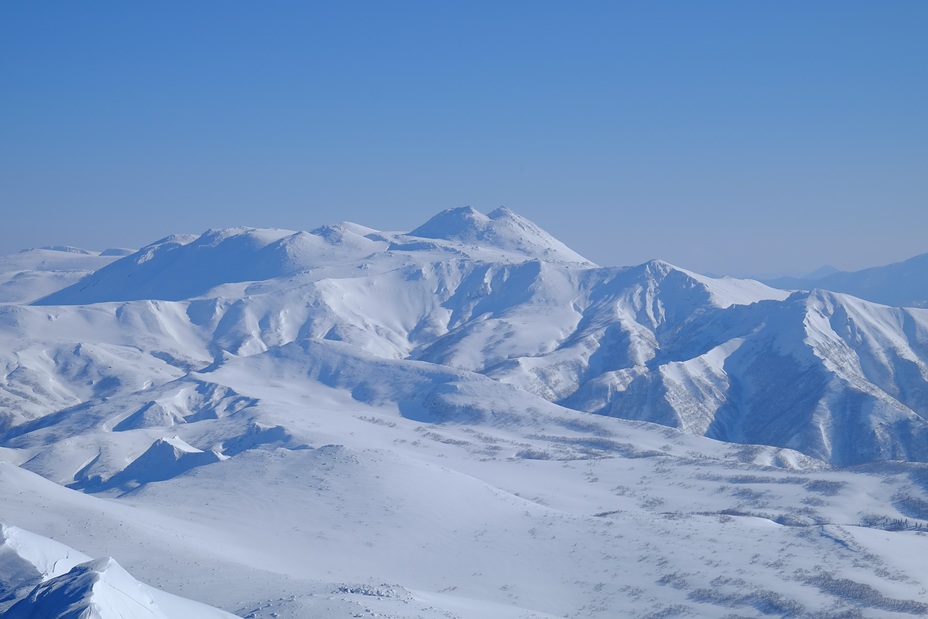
[
  {"left": 761, "top": 250, "right": 928, "bottom": 308},
  {"left": 99, "top": 247, "right": 136, "bottom": 257},
  {"left": 802, "top": 265, "right": 839, "bottom": 280},
  {"left": 32, "top": 245, "right": 93, "bottom": 254}
]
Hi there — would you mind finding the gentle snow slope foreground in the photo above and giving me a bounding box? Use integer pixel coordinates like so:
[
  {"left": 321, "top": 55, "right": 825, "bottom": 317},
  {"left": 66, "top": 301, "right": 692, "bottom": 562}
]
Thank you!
[{"left": 2, "top": 207, "right": 928, "bottom": 618}]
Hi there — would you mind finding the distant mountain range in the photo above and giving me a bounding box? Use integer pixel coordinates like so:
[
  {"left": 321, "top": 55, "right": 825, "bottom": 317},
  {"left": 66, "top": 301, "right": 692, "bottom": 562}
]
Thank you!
[{"left": 764, "top": 252, "right": 928, "bottom": 308}]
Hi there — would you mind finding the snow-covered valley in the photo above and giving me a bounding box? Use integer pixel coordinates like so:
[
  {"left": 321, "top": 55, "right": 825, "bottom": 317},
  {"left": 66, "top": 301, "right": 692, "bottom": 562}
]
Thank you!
[{"left": 3, "top": 207, "right": 928, "bottom": 617}]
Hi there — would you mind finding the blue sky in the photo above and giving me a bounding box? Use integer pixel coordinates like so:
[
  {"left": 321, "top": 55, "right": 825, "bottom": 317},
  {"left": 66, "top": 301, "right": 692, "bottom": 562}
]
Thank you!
[{"left": 2, "top": 2, "right": 926, "bottom": 276}]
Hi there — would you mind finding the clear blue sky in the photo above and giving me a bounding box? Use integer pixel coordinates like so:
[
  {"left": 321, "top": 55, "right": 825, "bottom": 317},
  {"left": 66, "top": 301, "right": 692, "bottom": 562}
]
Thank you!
[{"left": 2, "top": 1, "right": 925, "bottom": 276}]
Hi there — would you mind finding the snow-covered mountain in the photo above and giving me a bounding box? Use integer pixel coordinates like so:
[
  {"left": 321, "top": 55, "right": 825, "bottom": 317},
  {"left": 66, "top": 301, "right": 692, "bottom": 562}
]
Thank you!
[
  {"left": 0, "top": 247, "right": 125, "bottom": 304},
  {"left": 3, "top": 207, "right": 928, "bottom": 617},
  {"left": 16, "top": 208, "right": 928, "bottom": 465},
  {"left": 765, "top": 251, "right": 928, "bottom": 308}
]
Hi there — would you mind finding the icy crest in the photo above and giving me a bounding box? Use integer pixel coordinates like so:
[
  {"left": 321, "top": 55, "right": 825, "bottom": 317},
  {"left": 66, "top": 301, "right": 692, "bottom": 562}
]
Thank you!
[{"left": 1, "top": 525, "right": 235, "bottom": 618}]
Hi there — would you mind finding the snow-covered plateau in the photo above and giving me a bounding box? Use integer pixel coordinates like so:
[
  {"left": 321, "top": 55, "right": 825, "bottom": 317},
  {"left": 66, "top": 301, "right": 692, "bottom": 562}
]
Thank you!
[{"left": 2, "top": 206, "right": 928, "bottom": 618}]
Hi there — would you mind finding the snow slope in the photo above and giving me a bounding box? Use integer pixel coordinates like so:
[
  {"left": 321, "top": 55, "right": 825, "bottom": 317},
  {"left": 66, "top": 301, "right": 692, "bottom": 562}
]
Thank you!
[
  {"left": 8, "top": 210, "right": 928, "bottom": 464},
  {"left": 0, "top": 247, "right": 123, "bottom": 304},
  {"left": 3, "top": 207, "right": 928, "bottom": 617},
  {"left": 7, "top": 209, "right": 928, "bottom": 466},
  {"left": 0, "top": 524, "right": 236, "bottom": 618}
]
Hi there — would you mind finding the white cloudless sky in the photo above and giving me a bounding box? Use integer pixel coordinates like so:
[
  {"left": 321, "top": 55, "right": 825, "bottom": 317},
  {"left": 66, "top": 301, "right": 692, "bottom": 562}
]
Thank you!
[{"left": 1, "top": 1, "right": 925, "bottom": 277}]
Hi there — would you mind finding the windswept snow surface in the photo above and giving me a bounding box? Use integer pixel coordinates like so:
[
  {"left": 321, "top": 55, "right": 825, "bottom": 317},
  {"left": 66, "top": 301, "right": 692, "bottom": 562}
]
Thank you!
[{"left": 3, "top": 208, "right": 928, "bottom": 617}]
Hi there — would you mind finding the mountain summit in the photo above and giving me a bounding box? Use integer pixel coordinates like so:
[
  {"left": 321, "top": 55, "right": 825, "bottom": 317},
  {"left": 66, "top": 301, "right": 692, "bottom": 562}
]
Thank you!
[
  {"left": 408, "top": 206, "right": 594, "bottom": 266},
  {"left": 35, "top": 208, "right": 591, "bottom": 305}
]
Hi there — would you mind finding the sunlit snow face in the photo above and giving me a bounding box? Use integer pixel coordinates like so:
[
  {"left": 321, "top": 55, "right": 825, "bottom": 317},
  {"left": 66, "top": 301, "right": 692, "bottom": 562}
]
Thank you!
[{"left": 4, "top": 208, "right": 928, "bottom": 618}]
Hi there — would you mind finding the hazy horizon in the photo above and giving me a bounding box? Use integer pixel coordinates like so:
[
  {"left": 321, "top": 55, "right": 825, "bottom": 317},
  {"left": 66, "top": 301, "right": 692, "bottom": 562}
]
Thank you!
[{"left": 2, "top": 2, "right": 925, "bottom": 278}]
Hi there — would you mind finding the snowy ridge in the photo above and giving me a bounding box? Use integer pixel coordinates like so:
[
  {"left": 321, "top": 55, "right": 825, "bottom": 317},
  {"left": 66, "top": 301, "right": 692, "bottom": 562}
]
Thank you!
[
  {"left": 407, "top": 205, "right": 595, "bottom": 266},
  {"left": 3, "top": 208, "right": 928, "bottom": 617},
  {"left": 36, "top": 207, "right": 590, "bottom": 306},
  {"left": 5, "top": 209, "right": 928, "bottom": 465},
  {"left": 35, "top": 227, "right": 388, "bottom": 304},
  {"left": 1, "top": 524, "right": 91, "bottom": 585},
  {"left": 0, "top": 525, "right": 235, "bottom": 618}
]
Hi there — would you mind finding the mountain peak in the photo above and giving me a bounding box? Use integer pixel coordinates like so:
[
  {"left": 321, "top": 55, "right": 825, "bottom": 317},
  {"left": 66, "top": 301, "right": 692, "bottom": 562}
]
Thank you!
[
  {"left": 641, "top": 258, "right": 676, "bottom": 277},
  {"left": 408, "top": 206, "right": 487, "bottom": 241},
  {"left": 408, "top": 206, "right": 595, "bottom": 266},
  {"left": 487, "top": 205, "right": 515, "bottom": 219}
]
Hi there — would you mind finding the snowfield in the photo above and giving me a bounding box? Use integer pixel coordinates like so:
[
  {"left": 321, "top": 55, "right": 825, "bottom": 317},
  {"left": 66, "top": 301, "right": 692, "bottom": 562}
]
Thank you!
[{"left": 2, "top": 207, "right": 928, "bottom": 617}]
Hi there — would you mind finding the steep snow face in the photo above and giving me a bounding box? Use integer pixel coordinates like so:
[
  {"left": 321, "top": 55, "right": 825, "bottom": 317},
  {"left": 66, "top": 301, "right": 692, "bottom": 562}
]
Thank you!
[
  {"left": 6, "top": 557, "right": 169, "bottom": 619},
  {"left": 0, "top": 525, "right": 235, "bottom": 618},
  {"left": 77, "top": 436, "right": 226, "bottom": 492},
  {"left": 476, "top": 260, "right": 788, "bottom": 406},
  {"left": 558, "top": 287, "right": 928, "bottom": 465},
  {"left": 0, "top": 524, "right": 91, "bottom": 593}
]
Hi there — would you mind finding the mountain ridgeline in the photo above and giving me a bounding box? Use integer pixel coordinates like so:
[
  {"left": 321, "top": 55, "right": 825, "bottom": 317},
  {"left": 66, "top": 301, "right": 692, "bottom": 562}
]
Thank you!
[
  {"left": 7, "top": 206, "right": 928, "bottom": 466},
  {"left": 7, "top": 207, "right": 928, "bottom": 618}
]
